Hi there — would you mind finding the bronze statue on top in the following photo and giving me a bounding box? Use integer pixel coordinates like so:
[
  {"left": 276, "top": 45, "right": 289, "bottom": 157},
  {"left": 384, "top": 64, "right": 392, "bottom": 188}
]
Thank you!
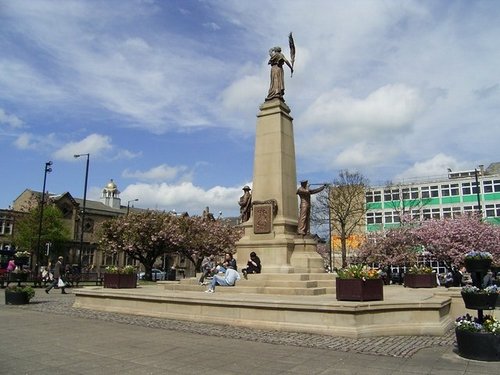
[
  {"left": 265, "top": 33, "right": 295, "bottom": 101},
  {"left": 296, "top": 180, "right": 326, "bottom": 236},
  {"left": 238, "top": 186, "right": 252, "bottom": 223}
]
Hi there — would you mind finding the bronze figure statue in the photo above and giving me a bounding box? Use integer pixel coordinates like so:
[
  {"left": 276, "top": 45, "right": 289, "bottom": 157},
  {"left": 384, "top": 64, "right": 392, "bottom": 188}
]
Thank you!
[
  {"left": 296, "top": 180, "right": 326, "bottom": 235},
  {"left": 238, "top": 186, "right": 252, "bottom": 223},
  {"left": 265, "top": 33, "right": 295, "bottom": 101}
]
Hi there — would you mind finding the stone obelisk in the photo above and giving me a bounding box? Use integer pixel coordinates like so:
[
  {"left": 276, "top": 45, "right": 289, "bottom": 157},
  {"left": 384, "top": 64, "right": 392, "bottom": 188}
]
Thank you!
[{"left": 236, "top": 43, "right": 324, "bottom": 273}]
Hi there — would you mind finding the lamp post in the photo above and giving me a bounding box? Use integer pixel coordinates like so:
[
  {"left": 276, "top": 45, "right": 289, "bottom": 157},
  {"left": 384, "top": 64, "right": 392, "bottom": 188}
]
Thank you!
[
  {"left": 74, "top": 153, "right": 90, "bottom": 267},
  {"left": 474, "top": 166, "right": 483, "bottom": 216},
  {"left": 311, "top": 182, "right": 332, "bottom": 272},
  {"left": 36, "top": 161, "right": 52, "bottom": 273},
  {"left": 126, "top": 198, "right": 139, "bottom": 215}
]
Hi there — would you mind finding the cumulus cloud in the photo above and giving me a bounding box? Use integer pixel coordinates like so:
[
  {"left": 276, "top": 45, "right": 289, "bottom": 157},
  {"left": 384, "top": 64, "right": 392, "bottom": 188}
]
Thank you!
[
  {"left": 120, "top": 182, "right": 243, "bottom": 216},
  {"left": 52, "top": 134, "right": 113, "bottom": 161},
  {"left": 0, "top": 108, "right": 23, "bottom": 128},
  {"left": 122, "top": 164, "right": 190, "bottom": 182},
  {"left": 13, "top": 132, "right": 57, "bottom": 150},
  {"left": 394, "top": 154, "right": 468, "bottom": 181}
]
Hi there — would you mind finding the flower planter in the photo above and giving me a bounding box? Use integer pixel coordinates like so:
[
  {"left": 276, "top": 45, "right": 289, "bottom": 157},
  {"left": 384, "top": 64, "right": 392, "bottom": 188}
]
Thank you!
[
  {"left": 455, "top": 328, "right": 500, "bottom": 361},
  {"left": 461, "top": 292, "right": 498, "bottom": 310},
  {"left": 336, "top": 278, "right": 383, "bottom": 301},
  {"left": 404, "top": 273, "right": 437, "bottom": 288},
  {"left": 465, "top": 258, "right": 492, "bottom": 273},
  {"left": 5, "top": 291, "right": 30, "bottom": 305},
  {"left": 103, "top": 273, "right": 137, "bottom": 289}
]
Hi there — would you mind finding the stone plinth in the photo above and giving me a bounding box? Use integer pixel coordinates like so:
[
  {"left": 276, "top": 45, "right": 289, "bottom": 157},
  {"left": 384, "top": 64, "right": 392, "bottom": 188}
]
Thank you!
[{"left": 236, "top": 99, "right": 323, "bottom": 273}]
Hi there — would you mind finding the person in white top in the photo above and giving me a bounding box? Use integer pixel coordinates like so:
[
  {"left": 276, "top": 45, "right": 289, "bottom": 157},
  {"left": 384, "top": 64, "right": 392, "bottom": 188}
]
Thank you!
[{"left": 205, "top": 266, "right": 240, "bottom": 293}]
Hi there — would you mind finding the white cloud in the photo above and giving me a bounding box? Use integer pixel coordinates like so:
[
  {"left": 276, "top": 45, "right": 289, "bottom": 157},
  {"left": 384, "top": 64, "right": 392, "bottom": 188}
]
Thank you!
[
  {"left": 120, "top": 182, "right": 243, "bottom": 216},
  {"left": 0, "top": 108, "right": 24, "bottom": 128},
  {"left": 13, "top": 132, "right": 57, "bottom": 150},
  {"left": 394, "top": 154, "right": 467, "bottom": 181},
  {"left": 122, "top": 164, "right": 190, "bottom": 182},
  {"left": 52, "top": 134, "right": 113, "bottom": 161}
]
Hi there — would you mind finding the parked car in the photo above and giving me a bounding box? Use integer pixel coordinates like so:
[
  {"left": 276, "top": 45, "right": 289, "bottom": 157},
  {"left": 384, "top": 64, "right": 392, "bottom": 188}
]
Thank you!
[{"left": 138, "top": 268, "right": 166, "bottom": 281}]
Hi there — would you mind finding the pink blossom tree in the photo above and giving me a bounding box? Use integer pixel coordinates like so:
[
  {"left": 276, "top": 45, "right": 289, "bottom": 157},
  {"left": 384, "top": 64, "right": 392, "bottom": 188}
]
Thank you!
[
  {"left": 98, "top": 211, "right": 243, "bottom": 279},
  {"left": 415, "top": 214, "right": 500, "bottom": 265}
]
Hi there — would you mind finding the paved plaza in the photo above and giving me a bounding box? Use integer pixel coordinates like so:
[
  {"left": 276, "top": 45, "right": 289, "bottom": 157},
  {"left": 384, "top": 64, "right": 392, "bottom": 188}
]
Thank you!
[{"left": 1, "top": 288, "right": 498, "bottom": 374}]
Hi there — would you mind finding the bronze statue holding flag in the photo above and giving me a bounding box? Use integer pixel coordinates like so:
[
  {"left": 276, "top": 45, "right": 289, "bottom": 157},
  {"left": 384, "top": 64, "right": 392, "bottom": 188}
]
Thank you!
[{"left": 265, "top": 33, "right": 295, "bottom": 101}]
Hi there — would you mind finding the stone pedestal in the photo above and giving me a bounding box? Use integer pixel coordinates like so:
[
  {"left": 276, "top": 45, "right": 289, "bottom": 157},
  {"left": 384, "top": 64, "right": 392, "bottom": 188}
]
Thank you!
[{"left": 236, "top": 99, "right": 323, "bottom": 273}]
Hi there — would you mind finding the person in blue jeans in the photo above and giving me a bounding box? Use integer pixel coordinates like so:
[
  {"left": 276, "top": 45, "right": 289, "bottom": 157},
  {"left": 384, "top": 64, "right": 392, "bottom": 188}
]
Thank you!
[{"left": 205, "top": 266, "right": 240, "bottom": 293}]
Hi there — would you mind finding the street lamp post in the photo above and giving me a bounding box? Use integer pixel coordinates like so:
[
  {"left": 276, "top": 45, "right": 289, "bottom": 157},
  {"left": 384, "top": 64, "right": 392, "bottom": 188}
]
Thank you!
[
  {"left": 35, "top": 161, "right": 52, "bottom": 273},
  {"left": 474, "top": 167, "right": 483, "bottom": 216},
  {"left": 311, "top": 182, "right": 332, "bottom": 272},
  {"left": 126, "top": 198, "right": 139, "bottom": 215},
  {"left": 74, "top": 153, "right": 90, "bottom": 267}
]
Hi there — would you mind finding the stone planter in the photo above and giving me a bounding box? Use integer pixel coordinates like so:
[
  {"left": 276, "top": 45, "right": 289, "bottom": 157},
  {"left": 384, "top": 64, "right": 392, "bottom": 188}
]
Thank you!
[
  {"left": 455, "top": 328, "right": 500, "bottom": 361},
  {"left": 461, "top": 292, "right": 498, "bottom": 310},
  {"left": 103, "top": 273, "right": 137, "bottom": 289},
  {"left": 404, "top": 273, "right": 437, "bottom": 288},
  {"left": 336, "top": 278, "right": 383, "bottom": 301},
  {"left": 465, "top": 258, "right": 492, "bottom": 273},
  {"left": 5, "top": 290, "right": 30, "bottom": 305}
]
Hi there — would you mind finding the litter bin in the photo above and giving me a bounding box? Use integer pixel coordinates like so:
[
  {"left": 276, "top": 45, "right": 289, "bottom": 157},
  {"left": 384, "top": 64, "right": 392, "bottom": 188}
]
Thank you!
[{"left": 167, "top": 268, "right": 176, "bottom": 281}]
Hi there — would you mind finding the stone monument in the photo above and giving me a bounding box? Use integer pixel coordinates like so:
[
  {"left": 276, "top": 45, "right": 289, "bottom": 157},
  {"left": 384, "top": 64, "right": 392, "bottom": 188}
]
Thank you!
[{"left": 236, "top": 36, "right": 324, "bottom": 273}]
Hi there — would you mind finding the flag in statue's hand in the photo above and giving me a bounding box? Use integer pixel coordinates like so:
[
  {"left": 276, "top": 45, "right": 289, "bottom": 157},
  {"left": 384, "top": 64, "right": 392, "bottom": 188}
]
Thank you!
[{"left": 289, "top": 32, "right": 295, "bottom": 77}]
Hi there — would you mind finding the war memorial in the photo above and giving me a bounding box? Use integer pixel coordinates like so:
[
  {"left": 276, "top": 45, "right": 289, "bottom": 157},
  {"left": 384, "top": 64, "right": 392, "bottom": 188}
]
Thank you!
[{"left": 75, "top": 39, "right": 472, "bottom": 340}]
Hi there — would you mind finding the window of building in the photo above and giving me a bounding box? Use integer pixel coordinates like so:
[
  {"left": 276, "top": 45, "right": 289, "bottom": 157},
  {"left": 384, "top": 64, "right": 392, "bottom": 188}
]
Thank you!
[
  {"left": 441, "top": 184, "right": 459, "bottom": 197},
  {"left": 485, "top": 203, "right": 500, "bottom": 218},
  {"left": 383, "top": 189, "right": 400, "bottom": 202},
  {"left": 411, "top": 209, "right": 421, "bottom": 221},
  {"left": 483, "top": 180, "right": 500, "bottom": 193},
  {"left": 421, "top": 185, "right": 439, "bottom": 198},
  {"left": 0, "top": 217, "right": 13, "bottom": 235},
  {"left": 103, "top": 253, "right": 117, "bottom": 266},
  {"left": 384, "top": 211, "right": 400, "bottom": 224},
  {"left": 401, "top": 188, "right": 419, "bottom": 200},
  {"left": 462, "top": 182, "right": 479, "bottom": 195},
  {"left": 82, "top": 249, "right": 95, "bottom": 268},
  {"left": 366, "top": 212, "right": 382, "bottom": 224},
  {"left": 366, "top": 190, "right": 382, "bottom": 203},
  {"left": 422, "top": 208, "right": 440, "bottom": 220}
]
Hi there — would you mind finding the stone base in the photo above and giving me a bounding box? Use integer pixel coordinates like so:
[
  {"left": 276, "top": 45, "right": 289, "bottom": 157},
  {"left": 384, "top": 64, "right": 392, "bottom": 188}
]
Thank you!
[{"left": 74, "top": 285, "right": 454, "bottom": 338}]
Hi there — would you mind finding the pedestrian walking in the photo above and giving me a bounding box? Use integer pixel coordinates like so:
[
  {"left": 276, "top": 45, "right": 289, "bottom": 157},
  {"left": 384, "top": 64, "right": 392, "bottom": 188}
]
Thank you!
[{"left": 45, "top": 256, "right": 67, "bottom": 294}]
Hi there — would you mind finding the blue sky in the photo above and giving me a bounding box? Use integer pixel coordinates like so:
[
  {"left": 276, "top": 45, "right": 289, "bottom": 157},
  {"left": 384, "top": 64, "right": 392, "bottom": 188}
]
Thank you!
[{"left": 1, "top": 0, "right": 499, "bottom": 217}]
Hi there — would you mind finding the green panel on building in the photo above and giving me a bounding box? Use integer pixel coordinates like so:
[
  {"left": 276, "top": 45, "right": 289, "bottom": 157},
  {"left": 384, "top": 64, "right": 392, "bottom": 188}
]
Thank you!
[
  {"left": 367, "top": 224, "right": 383, "bottom": 232},
  {"left": 484, "top": 193, "right": 500, "bottom": 201},
  {"left": 462, "top": 195, "right": 477, "bottom": 203},
  {"left": 441, "top": 197, "right": 461, "bottom": 204},
  {"left": 366, "top": 202, "right": 382, "bottom": 210}
]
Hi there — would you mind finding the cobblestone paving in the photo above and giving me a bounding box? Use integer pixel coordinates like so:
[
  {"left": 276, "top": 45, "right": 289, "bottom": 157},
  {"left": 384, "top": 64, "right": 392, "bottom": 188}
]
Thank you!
[{"left": 1, "top": 289, "right": 455, "bottom": 358}]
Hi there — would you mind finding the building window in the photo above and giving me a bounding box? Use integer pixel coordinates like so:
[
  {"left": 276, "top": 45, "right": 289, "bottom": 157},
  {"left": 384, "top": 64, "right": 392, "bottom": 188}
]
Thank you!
[
  {"left": 441, "top": 184, "right": 459, "bottom": 197},
  {"left": 103, "top": 253, "right": 117, "bottom": 266},
  {"left": 82, "top": 249, "right": 95, "bottom": 268},
  {"left": 485, "top": 203, "right": 500, "bottom": 217},
  {"left": 411, "top": 209, "right": 421, "bottom": 221},
  {"left": 483, "top": 180, "right": 500, "bottom": 193},
  {"left": 421, "top": 185, "right": 439, "bottom": 198},
  {"left": 384, "top": 189, "right": 400, "bottom": 202},
  {"left": 366, "top": 212, "right": 382, "bottom": 224},
  {"left": 0, "top": 217, "right": 13, "bottom": 235},
  {"left": 366, "top": 190, "right": 382, "bottom": 203},
  {"left": 384, "top": 211, "right": 400, "bottom": 224},
  {"left": 462, "top": 182, "right": 479, "bottom": 195}
]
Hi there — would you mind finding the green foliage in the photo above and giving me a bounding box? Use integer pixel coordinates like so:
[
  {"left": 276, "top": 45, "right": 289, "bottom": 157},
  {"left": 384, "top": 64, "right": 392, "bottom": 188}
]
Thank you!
[
  {"left": 407, "top": 265, "right": 433, "bottom": 274},
  {"left": 6, "top": 285, "right": 36, "bottom": 300},
  {"left": 13, "top": 205, "right": 71, "bottom": 257},
  {"left": 336, "top": 264, "right": 380, "bottom": 279},
  {"left": 104, "top": 265, "right": 136, "bottom": 274}
]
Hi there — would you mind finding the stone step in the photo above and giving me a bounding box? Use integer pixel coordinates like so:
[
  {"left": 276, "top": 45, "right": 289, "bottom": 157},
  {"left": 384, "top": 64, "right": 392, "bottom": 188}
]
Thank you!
[{"left": 165, "top": 283, "right": 334, "bottom": 296}]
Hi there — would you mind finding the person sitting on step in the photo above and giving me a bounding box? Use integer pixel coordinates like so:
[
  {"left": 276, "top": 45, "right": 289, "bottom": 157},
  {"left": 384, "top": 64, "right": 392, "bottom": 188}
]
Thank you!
[
  {"left": 205, "top": 266, "right": 240, "bottom": 293},
  {"left": 241, "top": 251, "right": 261, "bottom": 279}
]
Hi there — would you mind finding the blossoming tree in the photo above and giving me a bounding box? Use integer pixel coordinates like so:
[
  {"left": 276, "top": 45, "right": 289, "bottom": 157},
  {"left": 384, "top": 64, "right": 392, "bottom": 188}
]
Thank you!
[{"left": 98, "top": 211, "right": 242, "bottom": 280}]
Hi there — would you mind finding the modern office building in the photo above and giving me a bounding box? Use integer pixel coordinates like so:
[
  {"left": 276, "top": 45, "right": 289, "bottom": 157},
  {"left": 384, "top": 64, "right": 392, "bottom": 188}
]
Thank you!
[{"left": 365, "top": 162, "right": 500, "bottom": 232}]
